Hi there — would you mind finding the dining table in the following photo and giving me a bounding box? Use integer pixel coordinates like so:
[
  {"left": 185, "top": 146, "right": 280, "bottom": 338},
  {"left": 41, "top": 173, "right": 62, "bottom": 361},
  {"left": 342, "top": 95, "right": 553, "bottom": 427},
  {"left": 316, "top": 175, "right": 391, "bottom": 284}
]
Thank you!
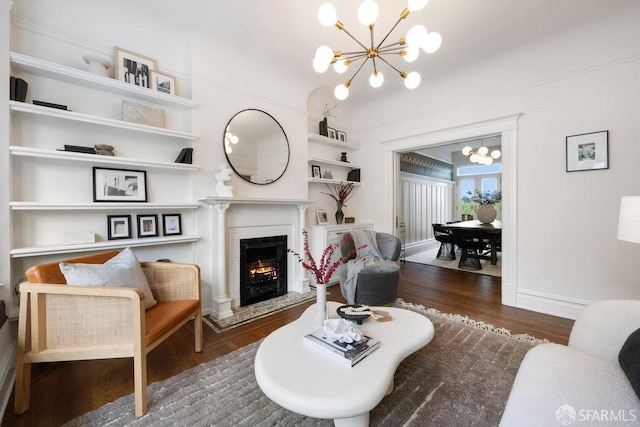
[{"left": 442, "top": 220, "right": 502, "bottom": 265}]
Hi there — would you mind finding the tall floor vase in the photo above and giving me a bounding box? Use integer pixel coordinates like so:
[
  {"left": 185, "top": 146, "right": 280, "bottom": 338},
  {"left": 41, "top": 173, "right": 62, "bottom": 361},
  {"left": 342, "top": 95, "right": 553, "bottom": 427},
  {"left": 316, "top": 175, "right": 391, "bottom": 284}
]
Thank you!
[{"left": 315, "top": 283, "right": 328, "bottom": 328}]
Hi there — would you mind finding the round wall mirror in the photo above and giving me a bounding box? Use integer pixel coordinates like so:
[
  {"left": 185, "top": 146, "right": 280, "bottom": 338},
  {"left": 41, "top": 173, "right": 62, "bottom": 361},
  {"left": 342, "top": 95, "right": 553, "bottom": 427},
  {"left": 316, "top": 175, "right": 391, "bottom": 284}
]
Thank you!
[{"left": 223, "top": 109, "right": 290, "bottom": 185}]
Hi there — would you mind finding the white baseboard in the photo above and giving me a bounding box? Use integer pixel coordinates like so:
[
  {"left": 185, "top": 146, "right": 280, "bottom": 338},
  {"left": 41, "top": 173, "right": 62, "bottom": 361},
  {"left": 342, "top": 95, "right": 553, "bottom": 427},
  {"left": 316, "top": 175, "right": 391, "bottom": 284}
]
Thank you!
[
  {"left": 515, "top": 289, "right": 590, "bottom": 320},
  {"left": 0, "top": 320, "right": 16, "bottom": 422}
]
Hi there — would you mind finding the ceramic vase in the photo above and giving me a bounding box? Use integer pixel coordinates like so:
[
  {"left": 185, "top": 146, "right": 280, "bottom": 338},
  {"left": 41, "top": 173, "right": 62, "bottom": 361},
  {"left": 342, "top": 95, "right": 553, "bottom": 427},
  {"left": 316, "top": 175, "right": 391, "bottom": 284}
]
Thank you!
[
  {"left": 335, "top": 204, "right": 344, "bottom": 224},
  {"left": 477, "top": 205, "right": 497, "bottom": 224},
  {"left": 315, "top": 283, "right": 328, "bottom": 328}
]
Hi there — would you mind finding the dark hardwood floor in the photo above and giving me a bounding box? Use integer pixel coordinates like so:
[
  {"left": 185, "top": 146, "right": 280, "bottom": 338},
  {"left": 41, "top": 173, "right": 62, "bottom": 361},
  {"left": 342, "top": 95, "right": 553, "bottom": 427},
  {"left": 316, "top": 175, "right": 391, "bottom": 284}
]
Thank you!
[{"left": 2, "top": 261, "right": 574, "bottom": 427}]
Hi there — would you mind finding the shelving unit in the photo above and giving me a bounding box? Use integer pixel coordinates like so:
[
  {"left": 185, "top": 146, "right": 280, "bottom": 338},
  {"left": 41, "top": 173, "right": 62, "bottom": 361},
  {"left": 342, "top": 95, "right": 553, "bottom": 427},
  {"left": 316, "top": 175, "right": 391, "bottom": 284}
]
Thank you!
[
  {"left": 307, "top": 133, "right": 361, "bottom": 185},
  {"left": 6, "top": 51, "right": 200, "bottom": 316}
]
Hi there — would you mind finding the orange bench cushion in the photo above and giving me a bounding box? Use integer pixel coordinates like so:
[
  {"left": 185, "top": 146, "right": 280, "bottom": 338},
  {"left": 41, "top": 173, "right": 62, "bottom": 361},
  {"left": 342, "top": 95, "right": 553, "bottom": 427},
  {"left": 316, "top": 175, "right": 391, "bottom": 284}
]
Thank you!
[{"left": 144, "top": 300, "right": 200, "bottom": 347}]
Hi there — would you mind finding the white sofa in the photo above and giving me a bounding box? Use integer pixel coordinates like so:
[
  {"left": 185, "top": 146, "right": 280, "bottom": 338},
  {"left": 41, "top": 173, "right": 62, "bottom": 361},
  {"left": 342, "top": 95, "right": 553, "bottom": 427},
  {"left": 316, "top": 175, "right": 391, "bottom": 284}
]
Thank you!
[{"left": 500, "top": 300, "right": 640, "bottom": 426}]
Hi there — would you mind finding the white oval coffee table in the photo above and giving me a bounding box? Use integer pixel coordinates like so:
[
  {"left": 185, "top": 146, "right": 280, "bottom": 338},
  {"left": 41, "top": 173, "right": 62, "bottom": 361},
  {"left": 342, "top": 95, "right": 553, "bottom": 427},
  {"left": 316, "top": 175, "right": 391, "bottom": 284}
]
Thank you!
[{"left": 255, "top": 301, "right": 434, "bottom": 426}]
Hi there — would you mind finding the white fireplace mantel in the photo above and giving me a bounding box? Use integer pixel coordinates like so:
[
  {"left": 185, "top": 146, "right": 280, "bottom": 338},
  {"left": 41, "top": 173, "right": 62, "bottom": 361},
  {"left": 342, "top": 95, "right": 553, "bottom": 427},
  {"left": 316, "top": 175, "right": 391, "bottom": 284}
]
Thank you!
[{"left": 199, "top": 197, "right": 311, "bottom": 319}]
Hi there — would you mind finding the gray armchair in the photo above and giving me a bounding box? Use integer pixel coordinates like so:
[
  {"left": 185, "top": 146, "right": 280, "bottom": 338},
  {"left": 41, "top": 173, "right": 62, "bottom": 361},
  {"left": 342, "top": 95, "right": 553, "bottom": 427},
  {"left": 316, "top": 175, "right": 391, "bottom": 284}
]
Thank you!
[{"left": 337, "top": 231, "right": 401, "bottom": 306}]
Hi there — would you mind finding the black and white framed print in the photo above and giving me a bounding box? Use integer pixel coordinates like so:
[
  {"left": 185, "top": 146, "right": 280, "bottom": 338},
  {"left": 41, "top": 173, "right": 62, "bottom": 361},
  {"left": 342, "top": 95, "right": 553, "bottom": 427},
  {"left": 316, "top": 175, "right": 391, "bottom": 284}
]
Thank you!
[
  {"left": 114, "top": 47, "right": 157, "bottom": 88},
  {"left": 107, "top": 215, "right": 132, "bottom": 240},
  {"left": 162, "top": 214, "right": 182, "bottom": 236},
  {"left": 566, "top": 130, "right": 609, "bottom": 172},
  {"left": 137, "top": 214, "right": 158, "bottom": 238},
  {"left": 93, "top": 167, "right": 147, "bottom": 202}
]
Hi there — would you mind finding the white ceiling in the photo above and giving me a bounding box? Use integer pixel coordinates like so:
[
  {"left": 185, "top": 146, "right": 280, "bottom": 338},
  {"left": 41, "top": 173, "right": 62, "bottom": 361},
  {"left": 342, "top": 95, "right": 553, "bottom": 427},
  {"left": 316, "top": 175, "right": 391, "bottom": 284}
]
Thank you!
[{"left": 143, "top": 0, "right": 634, "bottom": 104}]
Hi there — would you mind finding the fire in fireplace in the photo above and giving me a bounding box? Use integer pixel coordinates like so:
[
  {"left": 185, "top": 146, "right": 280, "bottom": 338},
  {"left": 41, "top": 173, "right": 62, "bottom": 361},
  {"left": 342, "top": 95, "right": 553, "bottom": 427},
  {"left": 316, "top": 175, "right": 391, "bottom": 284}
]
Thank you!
[{"left": 240, "top": 235, "right": 287, "bottom": 306}]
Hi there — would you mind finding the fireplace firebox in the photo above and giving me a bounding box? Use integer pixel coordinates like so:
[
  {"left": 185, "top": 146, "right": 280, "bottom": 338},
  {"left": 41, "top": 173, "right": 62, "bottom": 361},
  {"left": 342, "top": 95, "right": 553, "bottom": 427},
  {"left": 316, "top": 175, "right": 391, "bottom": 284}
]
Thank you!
[{"left": 240, "top": 235, "right": 287, "bottom": 306}]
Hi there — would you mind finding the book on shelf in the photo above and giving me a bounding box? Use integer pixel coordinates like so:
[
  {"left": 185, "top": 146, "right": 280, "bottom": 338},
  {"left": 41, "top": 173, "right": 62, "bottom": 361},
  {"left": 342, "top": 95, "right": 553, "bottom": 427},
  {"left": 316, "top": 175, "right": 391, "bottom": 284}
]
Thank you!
[{"left": 303, "top": 328, "right": 379, "bottom": 367}]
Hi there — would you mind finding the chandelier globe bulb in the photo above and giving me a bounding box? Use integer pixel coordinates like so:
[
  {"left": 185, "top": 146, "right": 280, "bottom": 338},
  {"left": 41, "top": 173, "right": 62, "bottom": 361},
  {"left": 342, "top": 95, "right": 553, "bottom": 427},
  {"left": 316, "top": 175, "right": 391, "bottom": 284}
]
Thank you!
[
  {"left": 404, "top": 71, "right": 421, "bottom": 89},
  {"left": 369, "top": 70, "right": 384, "bottom": 88},
  {"left": 358, "top": 0, "right": 379, "bottom": 26},
  {"left": 478, "top": 146, "right": 489, "bottom": 156},
  {"left": 491, "top": 149, "right": 501, "bottom": 159},
  {"left": 333, "top": 59, "right": 349, "bottom": 73},
  {"left": 484, "top": 156, "right": 494, "bottom": 165},
  {"left": 406, "top": 25, "right": 428, "bottom": 48},
  {"left": 318, "top": 3, "right": 338, "bottom": 26},
  {"left": 407, "top": 0, "right": 429, "bottom": 12},
  {"left": 403, "top": 46, "right": 419, "bottom": 62},
  {"left": 423, "top": 32, "right": 442, "bottom": 53},
  {"left": 334, "top": 83, "right": 350, "bottom": 100},
  {"left": 470, "top": 154, "right": 479, "bottom": 163},
  {"left": 225, "top": 146, "right": 232, "bottom": 154},
  {"left": 462, "top": 146, "right": 472, "bottom": 156}
]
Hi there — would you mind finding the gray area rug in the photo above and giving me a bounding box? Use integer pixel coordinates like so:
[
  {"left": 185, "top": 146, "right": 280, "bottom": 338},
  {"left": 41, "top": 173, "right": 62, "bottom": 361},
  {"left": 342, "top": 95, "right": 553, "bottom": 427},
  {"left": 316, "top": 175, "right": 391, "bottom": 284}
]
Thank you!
[
  {"left": 405, "top": 246, "right": 502, "bottom": 277},
  {"left": 65, "top": 299, "right": 545, "bottom": 427}
]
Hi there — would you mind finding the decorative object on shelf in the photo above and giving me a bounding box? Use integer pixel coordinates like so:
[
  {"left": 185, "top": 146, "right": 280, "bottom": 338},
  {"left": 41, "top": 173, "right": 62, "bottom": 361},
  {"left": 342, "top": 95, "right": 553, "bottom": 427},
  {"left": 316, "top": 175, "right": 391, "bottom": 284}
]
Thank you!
[
  {"left": 10, "top": 76, "right": 28, "bottom": 102},
  {"left": 347, "top": 168, "right": 361, "bottom": 182},
  {"left": 214, "top": 163, "right": 234, "bottom": 197},
  {"left": 323, "top": 181, "right": 355, "bottom": 224},
  {"left": 32, "top": 100, "right": 69, "bottom": 110},
  {"left": 61, "top": 144, "right": 96, "bottom": 154},
  {"left": 311, "top": 164, "right": 321, "bottom": 178},
  {"left": 462, "top": 139, "right": 501, "bottom": 165},
  {"left": 175, "top": 147, "right": 193, "bottom": 164},
  {"left": 313, "top": 0, "right": 441, "bottom": 100},
  {"left": 107, "top": 214, "right": 132, "bottom": 240},
  {"left": 566, "top": 130, "right": 609, "bottom": 172},
  {"left": 345, "top": 217, "right": 355, "bottom": 224},
  {"left": 114, "top": 47, "right": 157, "bottom": 88},
  {"left": 337, "top": 130, "right": 347, "bottom": 143},
  {"left": 288, "top": 230, "right": 359, "bottom": 327},
  {"left": 95, "top": 144, "right": 115, "bottom": 156},
  {"left": 316, "top": 209, "right": 329, "bottom": 225},
  {"left": 322, "top": 169, "right": 333, "bottom": 179},
  {"left": 162, "top": 214, "right": 182, "bottom": 236},
  {"left": 82, "top": 54, "right": 112, "bottom": 77},
  {"left": 63, "top": 232, "right": 96, "bottom": 245},
  {"left": 137, "top": 214, "right": 159, "bottom": 238},
  {"left": 468, "top": 190, "right": 501, "bottom": 224},
  {"left": 328, "top": 128, "right": 337, "bottom": 139},
  {"left": 319, "top": 103, "right": 337, "bottom": 136},
  {"left": 93, "top": 167, "right": 148, "bottom": 202},
  {"left": 150, "top": 70, "right": 176, "bottom": 95},
  {"left": 122, "top": 100, "right": 165, "bottom": 128},
  {"left": 340, "top": 152, "right": 348, "bottom": 162}
]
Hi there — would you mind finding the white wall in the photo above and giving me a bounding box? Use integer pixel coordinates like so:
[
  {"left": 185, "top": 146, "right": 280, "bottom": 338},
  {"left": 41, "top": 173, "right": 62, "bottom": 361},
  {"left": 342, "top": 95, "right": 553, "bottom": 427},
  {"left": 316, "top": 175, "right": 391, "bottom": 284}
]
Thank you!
[{"left": 352, "top": 5, "right": 640, "bottom": 318}]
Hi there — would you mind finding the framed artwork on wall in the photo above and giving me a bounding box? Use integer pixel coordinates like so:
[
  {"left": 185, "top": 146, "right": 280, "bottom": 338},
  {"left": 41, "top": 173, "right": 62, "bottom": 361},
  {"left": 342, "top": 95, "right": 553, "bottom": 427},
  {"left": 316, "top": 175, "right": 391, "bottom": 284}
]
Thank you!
[
  {"left": 150, "top": 70, "right": 176, "bottom": 95},
  {"left": 114, "top": 47, "right": 157, "bottom": 88},
  {"left": 311, "top": 165, "right": 321, "bottom": 178},
  {"left": 316, "top": 209, "right": 329, "bottom": 225},
  {"left": 93, "top": 167, "right": 147, "bottom": 202},
  {"left": 327, "top": 128, "right": 337, "bottom": 139},
  {"left": 107, "top": 215, "right": 131, "bottom": 240},
  {"left": 162, "top": 214, "right": 182, "bottom": 236},
  {"left": 336, "top": 130, "right": 347, "bottom": 142},
  {"left": 137, "top": 214, "right": 158, "bottom": 238},
  {"left": 566, "top": 130, "right": 609, "bottom": 172}
]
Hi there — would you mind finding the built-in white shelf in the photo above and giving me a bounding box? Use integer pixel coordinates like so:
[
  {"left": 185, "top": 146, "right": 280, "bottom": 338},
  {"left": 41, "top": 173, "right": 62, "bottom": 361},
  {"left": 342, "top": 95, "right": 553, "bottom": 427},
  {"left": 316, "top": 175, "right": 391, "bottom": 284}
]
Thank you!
[
  {"left": 10, "top": 52, "right": 197, "bottom": 109},
  {"left": 10, "top": 146, "right": 198, "bottom": 170},
  {"left": 10, "top": 235, "right": 200, "bottom": 258},
  {"left": 10, "top": 202, "right": 199, "bottom": 211},
  {"left": 308, "top": 133, "right": 361, "bottom": 150},
  {"left": 307, "top": 178, "right": 361, "bottom": 185},
  {"left": 308, "top": 157, "right": 361, "bottom": 169},
  {"left": 10, "top": 101, "right": 198, "bottom": 141}
]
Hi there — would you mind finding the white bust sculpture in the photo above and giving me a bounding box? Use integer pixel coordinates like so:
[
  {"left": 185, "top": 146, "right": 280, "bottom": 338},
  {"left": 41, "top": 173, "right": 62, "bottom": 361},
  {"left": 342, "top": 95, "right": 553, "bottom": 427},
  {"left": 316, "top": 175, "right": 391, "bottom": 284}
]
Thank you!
[{"left": 215, "top": 163, "right": 234, "bottom": 197}]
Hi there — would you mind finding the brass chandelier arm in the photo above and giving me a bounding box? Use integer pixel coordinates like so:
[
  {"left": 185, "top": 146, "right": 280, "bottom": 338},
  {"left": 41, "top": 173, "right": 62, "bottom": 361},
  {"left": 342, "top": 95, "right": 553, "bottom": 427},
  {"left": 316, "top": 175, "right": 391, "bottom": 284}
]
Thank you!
[
  {"left": 376, "top": 54, "right": 404, "bottom": 76},
  {"left": 346, "top": 56, "right": 370, "bottom": 83},
  {"left": 376, "top": 14, "right": 406, "bottom": 49},
  {"left": 338, "top": 24, "right": 370, "bottom": 52}
]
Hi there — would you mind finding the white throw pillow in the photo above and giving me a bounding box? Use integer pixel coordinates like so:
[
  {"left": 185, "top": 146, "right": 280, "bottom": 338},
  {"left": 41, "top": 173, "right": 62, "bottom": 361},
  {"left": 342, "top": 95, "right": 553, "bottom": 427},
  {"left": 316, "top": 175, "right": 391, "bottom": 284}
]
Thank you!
[{"left": 60, "top": 247, "right": 157, "bottom": 309}]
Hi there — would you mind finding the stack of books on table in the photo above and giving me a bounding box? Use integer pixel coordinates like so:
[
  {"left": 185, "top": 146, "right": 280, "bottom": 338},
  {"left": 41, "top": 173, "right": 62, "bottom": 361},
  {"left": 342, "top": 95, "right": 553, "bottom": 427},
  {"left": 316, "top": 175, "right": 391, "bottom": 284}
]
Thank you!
[{"left": 303, "top": 328, "right": 379, "bottom": 367}]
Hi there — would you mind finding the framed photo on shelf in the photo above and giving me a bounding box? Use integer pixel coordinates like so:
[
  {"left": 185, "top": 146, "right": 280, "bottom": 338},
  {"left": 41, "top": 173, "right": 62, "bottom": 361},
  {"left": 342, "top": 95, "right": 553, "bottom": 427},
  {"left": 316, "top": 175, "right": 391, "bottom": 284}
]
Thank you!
[
  {"left": 93, "top": 167, "right": 147, "bottom": 202},
  {"left": 114, "top": 47, "right": 157, "bottom": 88},
  {"left": 566, "top": 130, "right": 609, "bottom": 172},
  {"left": 327, "top": 127, "right": 337, "bottom": 139},
  {"left": 150, "top": 70, "right": 176, "bottom": 95},
  {"left": 162, "top": 214, "right": 182, "bottom": 236},
  {"left": 137, "top": 214, "right": 158, "bottom": 238},
  {"left": 107, "top": 215, "right": 132, "bottom": 240},
  {"left": 316, "top": 209, "right": 329, "bottom": 225},
  {"left": 311, "top": 164, "right": 321, "bottom": 178},
  {"left": 336, "top": 130, "right": 347, "bottom": 142}
]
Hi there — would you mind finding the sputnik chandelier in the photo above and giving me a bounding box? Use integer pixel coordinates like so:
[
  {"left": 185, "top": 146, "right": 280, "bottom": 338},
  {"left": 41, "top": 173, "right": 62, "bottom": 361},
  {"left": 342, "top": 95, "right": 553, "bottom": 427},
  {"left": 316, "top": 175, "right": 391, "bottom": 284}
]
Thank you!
[
  {"left": 224, "top": 126, "right": 239, "bottom": 154},
  {"left": 462, "top": 141, "right": 501, "bottom": 165},
  {"left": 313, "top": 0, "right": 442, "bottom": 100}
]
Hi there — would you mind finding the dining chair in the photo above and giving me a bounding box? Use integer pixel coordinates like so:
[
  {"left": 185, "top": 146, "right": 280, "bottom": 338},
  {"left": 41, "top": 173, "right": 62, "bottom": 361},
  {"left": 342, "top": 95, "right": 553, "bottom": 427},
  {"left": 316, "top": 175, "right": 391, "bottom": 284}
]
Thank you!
[
  {"left": 432, "top": 224, "right": 456, "bottom": 260},
  {"left": 453, "top": 229, "right": 492, "bottom": 270}
]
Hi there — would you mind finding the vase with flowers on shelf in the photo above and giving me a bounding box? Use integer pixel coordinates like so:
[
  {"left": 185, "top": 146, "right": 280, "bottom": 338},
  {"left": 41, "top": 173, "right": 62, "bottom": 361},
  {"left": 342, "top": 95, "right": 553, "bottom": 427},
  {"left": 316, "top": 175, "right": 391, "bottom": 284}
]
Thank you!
[
  {"left": 468, "top": 189, "right": 502, "bottom": 224},
  {"left": 323, "top": 181, "right": 355, "bottom": 225},
  {"left": 288, "top": 230, "right": 364, "bottom": 327}
]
